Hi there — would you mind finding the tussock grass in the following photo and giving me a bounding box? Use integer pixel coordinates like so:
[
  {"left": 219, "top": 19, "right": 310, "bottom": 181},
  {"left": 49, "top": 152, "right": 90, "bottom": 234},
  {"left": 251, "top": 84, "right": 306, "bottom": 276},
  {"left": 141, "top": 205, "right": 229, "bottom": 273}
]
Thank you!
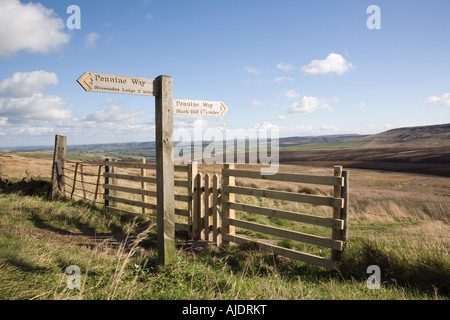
[
  {"left": 0, "top": 158, "right": 449, "bottom": 300},
  {"left": 0, "top": 190, "right": 448, "bottom": 300}
]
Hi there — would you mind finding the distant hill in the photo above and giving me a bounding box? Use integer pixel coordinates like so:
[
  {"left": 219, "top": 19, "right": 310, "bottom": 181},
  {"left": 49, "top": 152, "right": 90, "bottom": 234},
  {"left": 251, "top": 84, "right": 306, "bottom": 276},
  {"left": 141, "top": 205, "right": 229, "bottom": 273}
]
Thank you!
[
  {"left": 351, "top": 123, "right": 450, "bottom": 148},
  {"left": 278, "top": 134, "right": 367, "bottom": 147},
  {"left": 279, "top": 123, "right": 450, "bottom": 177},
  {"left": 1, "top": 124, "right": 449, "bottom": 176}
]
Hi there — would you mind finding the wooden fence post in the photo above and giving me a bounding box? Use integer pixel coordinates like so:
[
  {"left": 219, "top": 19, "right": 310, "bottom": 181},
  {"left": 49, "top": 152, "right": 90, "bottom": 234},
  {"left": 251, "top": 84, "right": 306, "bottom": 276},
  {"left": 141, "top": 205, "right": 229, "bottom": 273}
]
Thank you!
[
  {"left": 187, "top": 161, "right": 197, "bottom": 239},
  {"left": 212, "top": 174, "right": 221, "bottom": 246},
  {"left": 204, "top": 173, "right": 212, "bottom": 241},
  {"left": 222, "top": 163, "right": 235, "bottom": 246},
  {"left": 141, "top": 158, "right": 147, "bottom": 215},
  {"left": 94, "top": 165, "right": 102, "bottom": 203},
  {"left": 193, "top": 172, "right": 203, "bottom": 240},
  {"left": 110, "top": 158, "right": 117, "bottom": 206},
  {"left": 51, "top": 134, "right": 67, "bottom": 199},
  {"left": 155, "top": 74, "right": 176, "bottom": 265},
  {"left": 331, "top": 166, "right": 343, "bottom": 261},
  {"left": 104, "top": 158, "right": 110, "bottom": 209},
  {"left": 340, "top": 171, "right": 349, "bottom": 249},
  {"left": 79, "top": 164, "right": 86, "bottom": 200}
]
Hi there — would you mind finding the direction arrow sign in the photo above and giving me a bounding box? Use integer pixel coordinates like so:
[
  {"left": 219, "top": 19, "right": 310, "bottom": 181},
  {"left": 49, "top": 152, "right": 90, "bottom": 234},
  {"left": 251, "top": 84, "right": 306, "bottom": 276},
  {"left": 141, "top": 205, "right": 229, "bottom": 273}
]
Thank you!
[
  {"left": 173, "top": 99, "right": 228, "bottom": 116},
  {"left": 77, "top": 72, "right": 154, "bottom": 96}
]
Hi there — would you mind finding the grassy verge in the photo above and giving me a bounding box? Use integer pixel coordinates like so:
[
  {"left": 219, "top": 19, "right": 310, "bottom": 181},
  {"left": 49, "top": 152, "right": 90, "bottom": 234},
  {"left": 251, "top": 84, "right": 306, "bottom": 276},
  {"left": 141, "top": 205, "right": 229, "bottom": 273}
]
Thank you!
[{"left": 0, "top": 186, "right": 448, "bottom": 300}]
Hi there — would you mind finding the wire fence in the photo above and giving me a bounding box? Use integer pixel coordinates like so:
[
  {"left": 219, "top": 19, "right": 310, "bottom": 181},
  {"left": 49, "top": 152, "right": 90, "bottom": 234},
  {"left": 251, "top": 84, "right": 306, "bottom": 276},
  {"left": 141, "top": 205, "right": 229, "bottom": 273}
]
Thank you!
[{"left": 62, "top": 160, "right": 104, "bottom": 203}]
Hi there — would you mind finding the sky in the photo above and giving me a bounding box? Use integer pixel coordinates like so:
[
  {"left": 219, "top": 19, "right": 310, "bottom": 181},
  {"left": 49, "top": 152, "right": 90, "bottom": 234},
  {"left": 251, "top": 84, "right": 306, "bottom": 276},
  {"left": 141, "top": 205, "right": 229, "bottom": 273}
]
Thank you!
[{"left": 0, "top": 0, "right": 449, "bottom": 147}]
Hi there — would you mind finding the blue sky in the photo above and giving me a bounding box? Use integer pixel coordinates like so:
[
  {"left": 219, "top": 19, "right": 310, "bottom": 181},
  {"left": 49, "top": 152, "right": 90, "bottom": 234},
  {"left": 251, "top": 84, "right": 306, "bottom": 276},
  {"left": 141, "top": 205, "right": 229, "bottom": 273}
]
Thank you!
[{"left": 0, "top": 0, "right": 449, "bottom": 147}]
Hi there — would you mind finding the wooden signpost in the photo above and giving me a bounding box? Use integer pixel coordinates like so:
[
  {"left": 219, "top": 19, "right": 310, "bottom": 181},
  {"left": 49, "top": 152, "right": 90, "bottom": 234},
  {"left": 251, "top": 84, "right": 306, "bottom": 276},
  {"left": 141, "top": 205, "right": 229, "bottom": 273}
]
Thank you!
[
  {"left": 154, "top": 75, "right": 176, "bottom": 265},
  {"left": 77, "top": 72, "right": 175, "bottom": 265},
  {"left": 77, "top": 72, "right": 229, "bottom": 265}
]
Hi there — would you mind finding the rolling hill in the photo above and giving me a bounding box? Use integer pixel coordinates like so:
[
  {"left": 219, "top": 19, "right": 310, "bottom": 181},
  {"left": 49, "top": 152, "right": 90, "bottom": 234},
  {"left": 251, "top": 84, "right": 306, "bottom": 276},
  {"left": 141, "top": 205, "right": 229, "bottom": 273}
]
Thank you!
[
  {"left": 351, "top": 123, "right": 450, "bottom": 148},
  {"left": 279, "top": 123, "right": 450, "bottom": 177}
]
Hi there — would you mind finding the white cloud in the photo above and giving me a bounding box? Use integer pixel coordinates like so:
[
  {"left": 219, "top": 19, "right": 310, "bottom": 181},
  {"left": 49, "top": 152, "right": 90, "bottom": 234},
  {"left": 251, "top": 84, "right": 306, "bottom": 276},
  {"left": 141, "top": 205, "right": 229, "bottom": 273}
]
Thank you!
[
  {"left": 0, "top": 71, "right": 72, "bottom": 121},
  {"left": 352, "top": 101, "right": 366, "bottom": 108},
  {"left": 0, "top": 94, "right": 72, "bottom": 121},
  {"left": 0, "top": 71, "right": 58, "bottom": 97},
  {"left": 0, "top": 117, "right": 7, "bottom": 126},
  {"left": 85, "top": 32, "right": 100, "bottom": 48},
  {"left": 0, "top": 0, "right": 69, "bottom": 57},
  {"left": 243, "top": 66, "right": 261, "bottom": 74},
  {"left": 19, "top": 126, "right": 55, "bottom": 136},
  {"left": 274, "top": 76, "right": 294, "bottom": 82},
  {"left": 288, "top": 96, "right": 333, "bottom": 114},
  {"left": 276, "top": 62, "right": 294, "bottom": 71},
  {"left": 251, "top": 101, "right": 263, "bottom": 107},
  {"left": 277, "top": 115, "right": 288, "bottom": 120},
  {"left": 301, "top": 53, "right": 353, "bottom": 76},
  {"left": 253, "top": 122, "right": 279, "bottom": 130},
  {"left": 283, "top": 89, "right": 300, "bottom": 99},
  {"left": 425, "top": 93, "right": 450, "bottom": 106},
  {"left": 85, "top": 105, "right": 147, "bottom": 122}
]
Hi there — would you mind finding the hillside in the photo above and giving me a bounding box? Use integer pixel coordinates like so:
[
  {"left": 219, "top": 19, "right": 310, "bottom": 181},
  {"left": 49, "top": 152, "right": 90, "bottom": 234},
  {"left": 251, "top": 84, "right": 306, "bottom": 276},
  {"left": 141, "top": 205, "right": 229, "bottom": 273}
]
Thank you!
[
  {"left": 351, "top": 123, "right": 450, "bottom": 148},
  {"left": 278, "top": 134, "right": 367, "bottom": 148},
  {"left": 280, "top": 123, "right": 450, "bottom": 177}
]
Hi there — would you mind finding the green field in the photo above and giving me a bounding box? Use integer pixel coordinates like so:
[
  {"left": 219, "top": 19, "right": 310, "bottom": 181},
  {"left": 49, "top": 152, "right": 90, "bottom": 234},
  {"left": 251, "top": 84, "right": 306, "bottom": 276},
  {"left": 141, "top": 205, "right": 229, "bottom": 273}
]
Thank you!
[{"left": 280, "top": 141, "right": 369, "bottom": 151}]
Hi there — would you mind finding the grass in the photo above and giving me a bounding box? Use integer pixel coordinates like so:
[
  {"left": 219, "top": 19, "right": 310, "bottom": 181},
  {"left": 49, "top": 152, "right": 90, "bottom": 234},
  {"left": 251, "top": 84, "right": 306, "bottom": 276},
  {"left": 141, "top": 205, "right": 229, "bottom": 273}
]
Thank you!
[
  {"left": 0, "top": 156, "right": 449, "bottom": 300},
  {"left": 0, "top": 197, "right": 443, "bottom": 300},
  {"left": 0, "top": 186, "right": 448, "bottom": 300}
]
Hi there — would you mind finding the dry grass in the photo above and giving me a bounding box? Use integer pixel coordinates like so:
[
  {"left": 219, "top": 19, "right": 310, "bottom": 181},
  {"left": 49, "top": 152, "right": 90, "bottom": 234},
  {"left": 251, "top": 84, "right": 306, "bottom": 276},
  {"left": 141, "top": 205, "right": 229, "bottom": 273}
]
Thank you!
[
  {"left": 2, "top": 154, "right": 448, "bottom": 246},
  {"left": 1, "top": 153, "right": 449, "bottom": 299},
  {"left": 0, "top": 154, "right": 52, "bottom": 179}
]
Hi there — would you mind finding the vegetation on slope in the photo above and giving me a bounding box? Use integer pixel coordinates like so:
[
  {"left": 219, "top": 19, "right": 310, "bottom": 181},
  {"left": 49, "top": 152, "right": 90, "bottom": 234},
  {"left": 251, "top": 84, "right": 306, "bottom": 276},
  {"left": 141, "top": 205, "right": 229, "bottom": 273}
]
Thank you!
[{"left": 0, "top": 171, "right": 448, "bottom": 300}]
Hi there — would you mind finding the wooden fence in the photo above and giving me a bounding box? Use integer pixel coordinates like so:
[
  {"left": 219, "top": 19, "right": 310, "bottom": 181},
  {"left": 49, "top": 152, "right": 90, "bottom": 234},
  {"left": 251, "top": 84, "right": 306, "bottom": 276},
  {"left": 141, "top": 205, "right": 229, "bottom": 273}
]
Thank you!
[
  {"left": 58, "top": 154, "right": 349, "bottom": 270},
  {"left": 216, "top": 164, "right": 348, "bottom": 270},
  {"left": 103, "top": 158, "right": 194, "bottom": 236}
]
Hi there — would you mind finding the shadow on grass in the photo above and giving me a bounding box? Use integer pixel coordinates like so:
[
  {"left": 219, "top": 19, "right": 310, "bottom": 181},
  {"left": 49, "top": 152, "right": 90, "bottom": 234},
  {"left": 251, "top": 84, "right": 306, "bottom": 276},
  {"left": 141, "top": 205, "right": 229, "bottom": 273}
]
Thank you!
[
  {"left": 176, "top": 239, "right": 449, "bottom": 299},
  {"left": 0, "top": 177, "right": 152, "bottom": 238},
  {"left": 0, "top": 177, "right": 51, "bottom": 198},
  {"left": 6, "top": 256, "right": 52, "bottom": 274},
  {"left": 340, "top": 239, "right": 450, "bottom": 298},
  {"left": 29, "top": 213, "right": 96, "bottom": 236}
]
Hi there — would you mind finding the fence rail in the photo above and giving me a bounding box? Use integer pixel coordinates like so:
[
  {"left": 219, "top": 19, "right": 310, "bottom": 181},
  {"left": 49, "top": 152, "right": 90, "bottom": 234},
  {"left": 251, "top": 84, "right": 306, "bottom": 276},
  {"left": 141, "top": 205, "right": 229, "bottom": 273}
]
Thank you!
[
  {"left": 222, "top": 168, "right": 344, "bottom": 186},
  {"left": 218, "top": 163, "right": 348, "bottom": 270},
  {"left": 103, "top": 158, "right": 193, "bottom": 235},
  {"left": 57, "top": 153, "right": 349, "bottom": 270}
]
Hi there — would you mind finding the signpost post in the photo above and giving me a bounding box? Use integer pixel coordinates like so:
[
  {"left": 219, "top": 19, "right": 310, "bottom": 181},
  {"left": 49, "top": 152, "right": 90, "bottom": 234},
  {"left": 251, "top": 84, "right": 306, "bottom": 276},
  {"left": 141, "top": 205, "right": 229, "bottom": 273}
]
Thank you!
[
  {"left": 77, "top": 72, "right": 175, "bottom": 265},
  {"left": 154, "top": 75, "right": 176, "bottom": 265}
]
